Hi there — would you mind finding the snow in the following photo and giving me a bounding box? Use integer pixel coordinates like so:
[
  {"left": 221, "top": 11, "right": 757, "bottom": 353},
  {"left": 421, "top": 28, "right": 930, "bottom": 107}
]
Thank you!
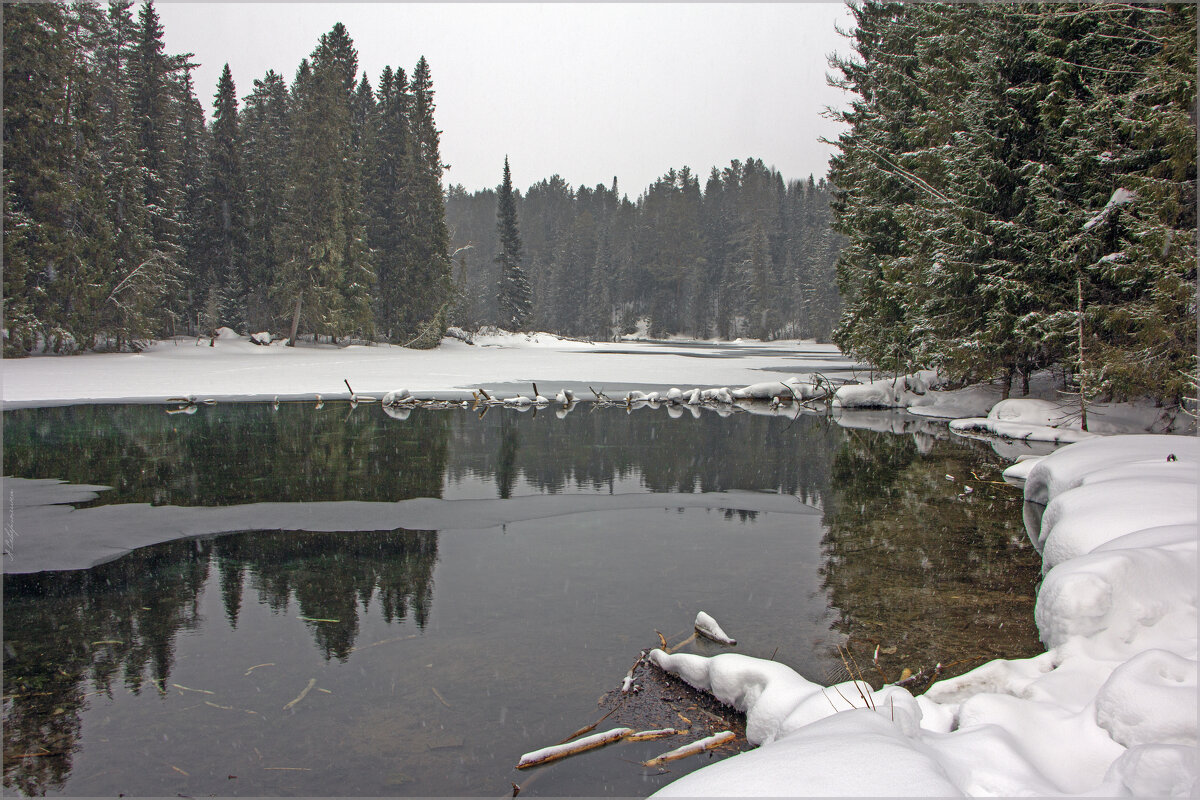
[
  {"left": 649, "top": 434, "right": 1198, "bottom": 797},
  {"left": 516, "top": 727, "right": 633, "bottom": 768},
  {"left": 694, "top": 611, "right": 737, "bottom": 646},
  {"left": 1083, "top": 187, "right": 1137, "bottom": 231},
  {"left": 6, "top": 328, "right": 1197, "bottom": 794},
  {"left": 2, "top": 329, "right": 857, "bottom": 409}
]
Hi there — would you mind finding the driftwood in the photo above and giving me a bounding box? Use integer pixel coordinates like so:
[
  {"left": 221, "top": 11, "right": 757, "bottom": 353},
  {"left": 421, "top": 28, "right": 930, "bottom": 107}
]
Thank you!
[
  {"left": 626, "top": 728, "right": 685, "bottom": 742},
  {"left": 516, "top": 727, "right": 633, "bottom": 770},
  {"left": 641, "top": 730, "right": 736, "bottom": 767}
]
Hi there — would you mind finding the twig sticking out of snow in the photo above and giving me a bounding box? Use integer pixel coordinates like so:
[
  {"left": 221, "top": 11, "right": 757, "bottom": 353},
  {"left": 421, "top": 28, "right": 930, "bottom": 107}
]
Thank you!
[
  {"left": 694, "top": 611, "right": 737, "bottom": 646},
  {"left": 641, "top": 730, "right": 736, "bottom": 767},
  {"left": 515, "top": 727, "right": 634, "bottom": 769}
]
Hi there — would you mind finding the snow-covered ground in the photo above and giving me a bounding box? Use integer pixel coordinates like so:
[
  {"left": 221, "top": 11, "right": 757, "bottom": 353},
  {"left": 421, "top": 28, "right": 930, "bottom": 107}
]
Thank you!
[
  {"left": 833, "top": 369, "right": 1190, "bottom": 440},
  {"left": 650, "top": 434, "right": 1198, "bottom": 797},
  {"left": 1, "top": 329, "right": 858, "bottom": 408}
]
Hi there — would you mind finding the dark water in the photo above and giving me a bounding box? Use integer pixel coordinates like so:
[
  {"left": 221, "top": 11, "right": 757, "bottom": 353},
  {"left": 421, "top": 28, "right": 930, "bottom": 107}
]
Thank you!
[{"left": 3, "top": 403, "right": 1043, "bottom": 797}]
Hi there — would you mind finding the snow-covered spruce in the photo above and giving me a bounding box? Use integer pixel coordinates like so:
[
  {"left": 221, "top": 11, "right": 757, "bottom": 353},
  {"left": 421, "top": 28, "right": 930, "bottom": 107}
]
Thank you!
[
  {"left": 651, "top": 434, "right": 1198, "bottom": 797},
  {"left": 694, "top": 611, "right": 736, "bottom": 646}
]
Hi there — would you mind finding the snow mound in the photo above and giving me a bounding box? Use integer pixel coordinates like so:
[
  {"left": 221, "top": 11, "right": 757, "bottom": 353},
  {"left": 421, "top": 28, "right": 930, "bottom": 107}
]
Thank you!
[
  {"left": 652, "top": 434, "right": 1199, "bottom": 797},
  {"left": 694, "top": 611, "right": 736, "bottom": 645},
  {"left": 832, "top": 371, "right": 937, "bottom": 409},
  {"left": 1023, "top": 434, "right": 1199, "bottom": 506}
]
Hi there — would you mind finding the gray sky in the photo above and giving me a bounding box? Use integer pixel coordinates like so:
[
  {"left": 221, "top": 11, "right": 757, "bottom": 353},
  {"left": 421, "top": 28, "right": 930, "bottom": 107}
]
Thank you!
[{"left": 158, "top": 2, "right": 855, "bottom": 195}]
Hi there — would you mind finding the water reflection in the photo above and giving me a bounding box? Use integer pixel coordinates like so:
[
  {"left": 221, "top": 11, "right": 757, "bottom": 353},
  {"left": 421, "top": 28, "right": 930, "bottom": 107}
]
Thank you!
[
  {"left": 820, "top": 427, "right": 1043, "bottom": 686},
  {"left": 4, "top": 540, "right": 209, "bottom": 795},
  {"left": 4, "top": 527, "right": 438, "bottom": 794},
  {"left": 3, "top": 403, "right": 1043, "bottom": 796}
]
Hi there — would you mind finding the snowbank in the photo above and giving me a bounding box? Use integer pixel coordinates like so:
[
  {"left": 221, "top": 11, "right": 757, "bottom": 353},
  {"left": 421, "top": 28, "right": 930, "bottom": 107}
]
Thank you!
[
  {"left": 1, "top": 329, "right": 857, "bottom": 409},
  {"left": 831, "top": 370, "right": 1188, "bottom": 442},
  {"left": 653, "top": 434, "right": 1198, "bottom": 797}
]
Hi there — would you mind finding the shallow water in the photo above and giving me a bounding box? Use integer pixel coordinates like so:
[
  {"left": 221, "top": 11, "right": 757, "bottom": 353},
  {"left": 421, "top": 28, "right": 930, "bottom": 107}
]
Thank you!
[{"left": 3, "top": 403, "right": 1043, "bottom": 796}]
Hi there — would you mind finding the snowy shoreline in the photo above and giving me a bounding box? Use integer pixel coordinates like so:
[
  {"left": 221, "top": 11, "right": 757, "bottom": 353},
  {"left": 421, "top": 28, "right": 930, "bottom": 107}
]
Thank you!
[
  {"left": 1, "top": 329, "right": 859, "bottom": 410},
  {"left": 4, "top": 330, "right": 1195, "bottom": 795},
  {"left": 649, "top": 434, "right": 1197, "bottom": 796}
]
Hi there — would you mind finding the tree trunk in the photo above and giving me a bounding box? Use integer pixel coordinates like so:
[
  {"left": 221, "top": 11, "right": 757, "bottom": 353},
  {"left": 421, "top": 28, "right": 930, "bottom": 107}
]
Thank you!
[{"left": 287, "top": 295, "right": 302, "bottom": 347}]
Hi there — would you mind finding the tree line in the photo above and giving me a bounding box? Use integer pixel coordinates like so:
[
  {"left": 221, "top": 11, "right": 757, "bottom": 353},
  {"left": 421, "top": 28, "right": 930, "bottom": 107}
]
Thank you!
[
  {"left": 448, "top": 158, "right": 844, "bottom": 341},
  {"left": 4, "top": 1, "right": 452, "bottom": 355},
  {"left": 828, "top": 1, "right": 1196, "bottom": 404}
]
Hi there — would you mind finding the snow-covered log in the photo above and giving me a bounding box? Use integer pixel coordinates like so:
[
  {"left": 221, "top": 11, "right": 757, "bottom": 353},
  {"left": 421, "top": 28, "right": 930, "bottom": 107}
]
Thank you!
[
  {"left": 694, "top": 611, "right": 737, "bottom": 646},
  {"left": 382, "top": 389, "right": 412, "bottom": 406},
  {"left": 700, "top": 387, "right": 733, "bottom": 404},
  {"left": 515, "top": 727, "right": 634, "bottom": 769},
  {"left": 641, "top": 731, "right": 736, "bottom": 767}
]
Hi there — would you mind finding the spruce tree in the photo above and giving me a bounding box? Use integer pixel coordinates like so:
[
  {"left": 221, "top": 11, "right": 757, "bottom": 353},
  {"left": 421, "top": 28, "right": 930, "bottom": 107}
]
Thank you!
[
  {"left": 129, "top": 0, "right": 185, "bottom": 335},
  {"left": 206, "top": 63, "right": 248, "bottom": 330},
  {"left": 399, "top": 56, "right": 453, "bottom": 346},
  {"left": 240, "top": 69, "right": 290, "bottom": 331},
  {"left": 275, "top": 25, "right": 375, "bottom": 345},
  {"left": 495, "top": 157, "right": 531, "bottom": 329}
]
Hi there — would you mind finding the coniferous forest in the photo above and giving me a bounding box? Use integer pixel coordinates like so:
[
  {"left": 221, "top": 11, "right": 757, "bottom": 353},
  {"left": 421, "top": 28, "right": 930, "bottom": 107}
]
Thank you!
[
  {"left": 827, "top": 2, "right": 1196, "bottom": 404},
  {"left": 3, "top": 0, "right": 843, "bottom": 357},
  {"left": 447, "top": 161, "right": 843, "bottom": 341},
  {"left": 4, "top": 1, "right": 452, "bottom": 354},
  {"left": 4, "top": 1, "right": 1195, "bottom": 407}
]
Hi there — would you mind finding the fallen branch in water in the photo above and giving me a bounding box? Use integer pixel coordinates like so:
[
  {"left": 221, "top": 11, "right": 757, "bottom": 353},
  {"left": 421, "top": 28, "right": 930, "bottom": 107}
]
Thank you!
[
  {"left": 641, "top": 730, "right": 736, "bottom": 767},
  {"left": 282, "top": 678, "right": 317, "bottom": 711},
  {"left": 516, "top": 727, "right": 633, "bottom": 769},
  {"left": 627, "top": 728, "right": 685, "bottom": 742}
]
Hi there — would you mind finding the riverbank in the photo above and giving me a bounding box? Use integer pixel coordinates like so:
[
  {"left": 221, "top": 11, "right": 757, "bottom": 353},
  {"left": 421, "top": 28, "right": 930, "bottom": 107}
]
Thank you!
[
  {"left": 649, "top": 433, "right": 1197, "bottom": 796},
  {"left": 0, "top": 329, "right": 857, "bottom": 409}
]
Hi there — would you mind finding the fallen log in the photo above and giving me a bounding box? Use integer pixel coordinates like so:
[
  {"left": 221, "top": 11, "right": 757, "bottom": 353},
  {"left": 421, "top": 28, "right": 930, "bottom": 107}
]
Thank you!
[
  {"left": 515, "top": 727, "right": 633, "bottom": 770},
  {"left": 641, "top": 730, "right": 736, "bottom": 767}
]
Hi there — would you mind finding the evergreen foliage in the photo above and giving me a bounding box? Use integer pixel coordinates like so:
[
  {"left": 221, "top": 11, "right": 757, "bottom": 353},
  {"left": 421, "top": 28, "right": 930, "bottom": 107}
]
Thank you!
[
  {"left": 3, "top": 5, "right": 455, "bottom": 352},
  {"left": 447, "top": 159, "right": 841, "bottom": 341},
  {"left": 495, "top": 157, "right": 532, "bottom": 329},
  {"left": 827, "top": 1, "right": 1196, "bottom": 404}
]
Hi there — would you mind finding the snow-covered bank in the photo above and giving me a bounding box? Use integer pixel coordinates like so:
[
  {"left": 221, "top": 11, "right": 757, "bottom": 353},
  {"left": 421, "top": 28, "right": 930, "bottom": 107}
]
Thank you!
[
  {"left": 652, "top": 434, "right": 1198, "bottom": 796},
  {"left": 832, "top": 370, "right": 1190, "bottom": 440},
  {"left": 1, "top": 329, "right": 857, "bottom": 409}
]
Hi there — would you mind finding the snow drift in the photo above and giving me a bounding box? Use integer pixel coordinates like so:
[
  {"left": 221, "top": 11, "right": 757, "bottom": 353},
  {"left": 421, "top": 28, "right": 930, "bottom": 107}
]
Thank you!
[{"left": 652, "top": 434, "right": 1198, "bottom": 796}]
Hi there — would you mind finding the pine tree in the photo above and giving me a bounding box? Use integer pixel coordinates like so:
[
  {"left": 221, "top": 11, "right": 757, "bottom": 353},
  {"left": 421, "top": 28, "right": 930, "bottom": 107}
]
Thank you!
[
  {"left": 129, "top": 0, "right": 185, "bottom": 335},
  {"left": 496, "top": 157, "right": 531, "bottom": 329},
  {"left": 240, "top": 69, "right": 290, "bottom": 331},
  {"left": 206, "top": 63, "right": 248, "bottom": 330},
  {"left": 398, "top": 56, "right": 453, "bottom": 346},
  {"left": 3, "top": 2, "right": 75, "bottom": 353},
  {"left": 367, "top": 65, "right": 412, "bottom": 340},
  {"left": 276, "top": 24, "right": 375, "bottom": 345}
]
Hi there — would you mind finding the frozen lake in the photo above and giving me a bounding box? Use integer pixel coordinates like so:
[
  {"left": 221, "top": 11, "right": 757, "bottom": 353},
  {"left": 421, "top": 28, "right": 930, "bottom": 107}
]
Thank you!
[{"left": 3, "top": 402, "right": 1043, "bottom": 796}]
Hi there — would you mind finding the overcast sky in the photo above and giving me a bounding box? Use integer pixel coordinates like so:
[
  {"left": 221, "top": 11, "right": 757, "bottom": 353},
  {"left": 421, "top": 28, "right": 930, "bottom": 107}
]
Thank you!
[{"left": 158, "top": 3, "right": 856, "bottom": 196}]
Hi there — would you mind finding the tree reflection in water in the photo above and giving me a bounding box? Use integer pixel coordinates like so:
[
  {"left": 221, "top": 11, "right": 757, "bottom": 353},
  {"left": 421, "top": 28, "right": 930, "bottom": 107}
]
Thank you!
[
  {"left": 819, "top": 426, "right": 1044, "bottom": 687},
  {"left": 3, "top": 402, "right": 1044, "bottom": 795}
]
